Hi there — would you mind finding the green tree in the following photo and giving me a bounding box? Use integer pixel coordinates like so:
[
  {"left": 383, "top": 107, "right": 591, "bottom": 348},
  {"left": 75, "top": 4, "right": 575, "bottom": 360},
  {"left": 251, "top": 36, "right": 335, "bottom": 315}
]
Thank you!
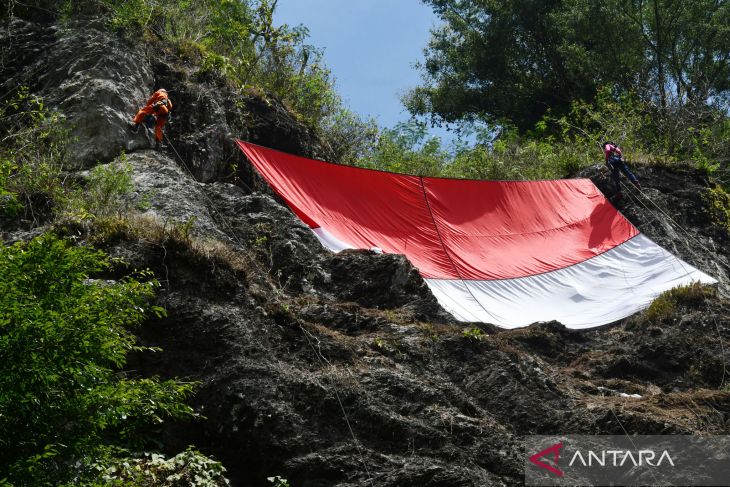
[
  {"left": 408, "top": 0, "right": 730, "bottom": 132},
  {"left": 358, "top": 120, "right": 450, "bottom": 176},
  {"left": 0, "top": 234, "right": 194, "bottom": 485}
]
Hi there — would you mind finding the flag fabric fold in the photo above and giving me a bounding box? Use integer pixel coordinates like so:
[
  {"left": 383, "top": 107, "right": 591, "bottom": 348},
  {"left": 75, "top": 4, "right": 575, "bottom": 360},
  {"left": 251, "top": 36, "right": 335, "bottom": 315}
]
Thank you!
[{"left": 237, "top": 140, "right": 716, "bottom": 329}]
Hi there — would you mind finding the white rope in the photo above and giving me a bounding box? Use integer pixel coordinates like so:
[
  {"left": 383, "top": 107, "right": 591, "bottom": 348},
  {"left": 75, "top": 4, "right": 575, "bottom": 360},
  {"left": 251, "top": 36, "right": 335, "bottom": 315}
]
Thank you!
[
  {"left": 621, "top": 181, "right": 727, "bottom": 389},
  {"left": 162, "top": 133, "right": 374, "bottom": 484}
]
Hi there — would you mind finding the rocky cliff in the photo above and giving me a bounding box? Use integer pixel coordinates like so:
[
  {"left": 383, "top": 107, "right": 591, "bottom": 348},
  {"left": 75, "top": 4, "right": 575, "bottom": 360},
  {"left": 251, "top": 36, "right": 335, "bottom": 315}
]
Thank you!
[{"left": 2, "top": 17, "right": 730, "bottom": 487}]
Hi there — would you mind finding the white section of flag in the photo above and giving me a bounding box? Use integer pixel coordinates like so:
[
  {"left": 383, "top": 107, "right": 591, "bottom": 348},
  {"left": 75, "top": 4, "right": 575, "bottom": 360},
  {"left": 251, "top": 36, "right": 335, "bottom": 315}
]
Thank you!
[
  {"left": 425, "top": 234, "right": 716, "bottom": 329},
  {"left": 312, "top": 228, "right": 716, "bottom": 329},
  {"left": 312, "top": 227, "right": 354, "bottom": 252}
]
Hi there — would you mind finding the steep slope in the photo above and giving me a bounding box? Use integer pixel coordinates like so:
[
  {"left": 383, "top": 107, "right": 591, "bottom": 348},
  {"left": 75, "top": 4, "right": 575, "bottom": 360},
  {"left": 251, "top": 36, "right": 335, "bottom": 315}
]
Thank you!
[{"left": 2, "top": 17, "right": 729, "bottom": 487}]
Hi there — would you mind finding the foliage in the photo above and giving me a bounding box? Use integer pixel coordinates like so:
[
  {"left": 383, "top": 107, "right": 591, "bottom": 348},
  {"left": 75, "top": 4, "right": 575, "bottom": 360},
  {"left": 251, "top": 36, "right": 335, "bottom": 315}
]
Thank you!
[
  {"left": 462, "top": 327, "right": 486, "bottom": 341},
  {"left": 267, "top": 476, "right": 291, "bottom": 487},
  {"left": 356, "top": 104, "right": 616, "bottom": 181},
  {"left": 358, "top": 84, "right": 725, "bottom": 181},
  {"left": 94, "top": 447, "right": 229, "bottom": 486},
  {"left": 643, "top": 283, "right": 715, "bottom": 322},
  {"left": 410, "top": 0, "right": 730, "bottom": 133},
  {"left": 358, "top": 120, "right": 450, "bottom": 176},
  {"left": 703, "top": 185, "right": 730, "bottom": 237},
  {"left": 78, "top": 158, "right": 134, "bottom": 219},
  {"left": 0, "top": 87, "right": 70, "bottom": 222},
  {"left": 0, "top": 234, "right": 195, "bottom": 485},
  {"left": 444, "top": 126, "right": 591, "bottom": 181},
  {"left": 319, "top": 107, "right": 379, "bottom": 165}
]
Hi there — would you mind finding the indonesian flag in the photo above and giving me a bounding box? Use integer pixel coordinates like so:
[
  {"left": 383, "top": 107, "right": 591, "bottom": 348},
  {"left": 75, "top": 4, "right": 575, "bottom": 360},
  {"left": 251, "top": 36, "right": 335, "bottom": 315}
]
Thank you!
[{"left": 237, "top": 140, "right": 716, "bottom": 329}]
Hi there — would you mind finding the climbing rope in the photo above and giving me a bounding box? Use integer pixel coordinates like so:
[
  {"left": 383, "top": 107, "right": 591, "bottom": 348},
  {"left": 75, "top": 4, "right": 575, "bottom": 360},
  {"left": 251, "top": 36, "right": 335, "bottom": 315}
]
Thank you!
[
  {"left": 162, "top": 133, "right": 374, "bottom": 484},
  {"left": 298, "top": 325, "right": 374, "bottom": 486},
  {"left": 619, "top": 181, "right": 699, "bottom": 279},
  {"left": 619, "top": 180, "right": 727, "bottom": 389},
  {"left": 163, "top": 133, "right": 257, "bottom": 256},
  {"left": 624, "top": 181, "right": 718, "bottom": 256}
]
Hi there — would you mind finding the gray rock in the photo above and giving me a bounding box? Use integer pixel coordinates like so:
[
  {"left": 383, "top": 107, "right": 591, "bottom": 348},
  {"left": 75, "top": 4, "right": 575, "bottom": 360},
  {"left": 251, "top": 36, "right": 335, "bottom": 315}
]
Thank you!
[
  {"left": 4, "top": 15, "right": 730, "bottom": 487},
  {"left": 1, "top": 19, "right": 154, "bottom": 167},
  {"left": 580, "top": 163, "right": 730, "bottom": 296},
  {"left": 117, "top": 150, "right": 228, "bottom": 240}
]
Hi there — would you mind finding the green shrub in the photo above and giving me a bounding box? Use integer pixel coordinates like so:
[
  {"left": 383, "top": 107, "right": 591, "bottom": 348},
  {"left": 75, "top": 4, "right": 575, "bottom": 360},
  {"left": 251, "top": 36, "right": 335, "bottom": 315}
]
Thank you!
[
  {"left": 705, "top": 184, "right": 730, "bottom": 216},
  {"left": 319, "top": 108, "right": 379, "bottom": 164},
  {"left": 643, "top": 283, "right": 715, "bottom": 322},
  {"left": 462, "top": 327, "right": 486, "bottom": 341},
  {"left": 80, "top": 157, "right": 134, "bottom": 218},
  {"left": 0, "top": 159, "right": 23, "bottom": 218},
  {"left": 355, "top": 119, "right": 592, "bottom": 180},
  {"left": 704, "top": 184, "right": 730, "bottom": 237},
  {"left": 0, "top": 234, "right": 195, "bottom": 485},
  {"left": 268, "top": 476, "right": 291, "bottom": 487},
  {"left": 95, "top": 447, "right": 230, "bottom": 486},
  {"left": 357, "top": 120, "right": 450, "bottom": 176},
  {"left": 0, "top": 88, "right": 70, "bottom": 222},
  {"left": 643, "top": 294, "right": 678, "bottom": 323}
]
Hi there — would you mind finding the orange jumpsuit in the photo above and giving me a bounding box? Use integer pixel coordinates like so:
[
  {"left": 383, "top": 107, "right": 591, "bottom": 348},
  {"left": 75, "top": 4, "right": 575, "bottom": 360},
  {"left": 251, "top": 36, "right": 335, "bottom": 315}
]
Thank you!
[{"left": 133, "top": 89, "right": 173, "bottom": 142}]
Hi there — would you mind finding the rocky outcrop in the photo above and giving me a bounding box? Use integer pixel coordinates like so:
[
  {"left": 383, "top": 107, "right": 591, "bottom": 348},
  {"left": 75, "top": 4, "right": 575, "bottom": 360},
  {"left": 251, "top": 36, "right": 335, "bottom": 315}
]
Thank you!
[
  {"left": 1, "top": 17, "right": 325, "bottom": 182},
  {"left": 582, "top": 163, "right": 730, "bottom": 296},
  {"left": 3, "top": 15, "right": 730, "bottom": 487},
  {"left": 1, "top": 18, "right": 154, "bottom": 166}
]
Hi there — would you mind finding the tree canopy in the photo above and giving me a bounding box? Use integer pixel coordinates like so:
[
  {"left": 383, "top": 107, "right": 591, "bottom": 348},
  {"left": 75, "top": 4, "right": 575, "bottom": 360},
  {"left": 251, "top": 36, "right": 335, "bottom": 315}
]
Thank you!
[{"left": 407, "top": 0, "right": 730, "bottom": 131}]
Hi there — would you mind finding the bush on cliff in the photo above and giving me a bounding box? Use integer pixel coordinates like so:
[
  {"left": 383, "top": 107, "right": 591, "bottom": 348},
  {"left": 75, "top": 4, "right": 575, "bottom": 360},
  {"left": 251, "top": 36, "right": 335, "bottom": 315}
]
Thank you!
[{"left": 0, "top": 234, "right": 196, "bottom": 485}]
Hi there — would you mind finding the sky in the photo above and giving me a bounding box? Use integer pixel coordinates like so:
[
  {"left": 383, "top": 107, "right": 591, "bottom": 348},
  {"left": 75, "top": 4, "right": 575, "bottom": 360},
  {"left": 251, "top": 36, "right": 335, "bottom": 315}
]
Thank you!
[{"left": 274, "top": 0, "right": 461, "bottom": 144}]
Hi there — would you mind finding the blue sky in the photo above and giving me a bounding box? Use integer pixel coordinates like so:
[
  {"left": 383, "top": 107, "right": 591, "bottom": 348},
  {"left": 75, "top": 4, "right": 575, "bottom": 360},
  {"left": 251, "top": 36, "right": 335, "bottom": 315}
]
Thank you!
[{"left": 274, "top": 0, "right": 460, "bottom": 143}]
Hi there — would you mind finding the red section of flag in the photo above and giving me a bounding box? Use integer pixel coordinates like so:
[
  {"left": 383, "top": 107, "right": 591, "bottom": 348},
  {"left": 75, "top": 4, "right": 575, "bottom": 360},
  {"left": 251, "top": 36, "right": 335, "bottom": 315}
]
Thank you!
[
  {"left": 238, "top": 140, "right": 455, "bottom": 278},
  {"left": 422, "top": 177, "right": 637, "bottom": 279},
  {"left": 236, "top": 140, "right": 638, "bottom": 280}
]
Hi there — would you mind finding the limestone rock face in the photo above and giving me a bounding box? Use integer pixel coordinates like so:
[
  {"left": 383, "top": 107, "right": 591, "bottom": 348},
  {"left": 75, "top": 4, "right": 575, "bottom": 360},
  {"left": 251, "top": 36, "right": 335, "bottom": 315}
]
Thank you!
[
  {"left": 1, "top": 18, "right": 154, "bottom": 166},
  {"left": 1, "top": 18, "right": 324, "bottom": 180},
  {"left": 3, "top": 14, "right": 730, "bottom": 487}
]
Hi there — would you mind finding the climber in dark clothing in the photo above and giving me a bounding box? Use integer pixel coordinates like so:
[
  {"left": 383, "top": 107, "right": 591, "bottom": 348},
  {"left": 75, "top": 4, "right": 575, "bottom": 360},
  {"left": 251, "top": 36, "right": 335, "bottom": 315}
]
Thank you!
[{"left": 603, "top": 141, "right": 640, "bottom": 198}]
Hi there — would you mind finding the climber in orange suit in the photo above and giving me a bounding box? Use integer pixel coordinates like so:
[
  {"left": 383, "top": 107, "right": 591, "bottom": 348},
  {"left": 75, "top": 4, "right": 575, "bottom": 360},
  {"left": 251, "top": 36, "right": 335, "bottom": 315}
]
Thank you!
[{"left": 131, "top": 88, "right": 172, "bottom": 143}]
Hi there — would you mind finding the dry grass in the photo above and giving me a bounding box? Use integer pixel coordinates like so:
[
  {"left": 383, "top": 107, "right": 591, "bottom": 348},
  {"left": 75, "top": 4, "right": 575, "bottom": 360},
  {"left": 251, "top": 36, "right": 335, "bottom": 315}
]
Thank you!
[{"left": 57, "top": 212, "right": 256, "bottom": 274}]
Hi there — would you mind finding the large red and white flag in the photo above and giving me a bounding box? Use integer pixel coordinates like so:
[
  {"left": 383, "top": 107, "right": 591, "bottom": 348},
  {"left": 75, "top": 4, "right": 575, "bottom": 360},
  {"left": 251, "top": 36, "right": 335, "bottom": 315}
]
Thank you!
[{"left": 237, "top": 140, "right": 716, "bottom": 329}]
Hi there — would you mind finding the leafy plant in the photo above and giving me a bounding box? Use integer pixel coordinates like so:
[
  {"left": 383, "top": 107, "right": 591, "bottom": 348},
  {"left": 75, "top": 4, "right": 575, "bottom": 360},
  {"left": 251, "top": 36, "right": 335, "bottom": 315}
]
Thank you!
[
  {"left": 136, "top": 189, "right": 156, "bottom": 212},
  {"left": 462, "top": 327, "right": 486, "bottom": 341},
  {"left": 703, "top": 185, "right": 730, "bottom": 237},
  {"left": 642, "top": 283, "right": 715, "bottom": 323},
  {"left": 79, "top": 157, "right": 134, "bottom": 218},
  {"left": 0, "top": 234, "right": 195, "bottom": 485},
  {"left": 0, "top": 87, "right": 70, "bottom": 223},
  {"left": 268, "top": 475, "right": 291, "bottom": 487},
  {"left": 96, "top": 447, "right": 230, "bottom": 486}
]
